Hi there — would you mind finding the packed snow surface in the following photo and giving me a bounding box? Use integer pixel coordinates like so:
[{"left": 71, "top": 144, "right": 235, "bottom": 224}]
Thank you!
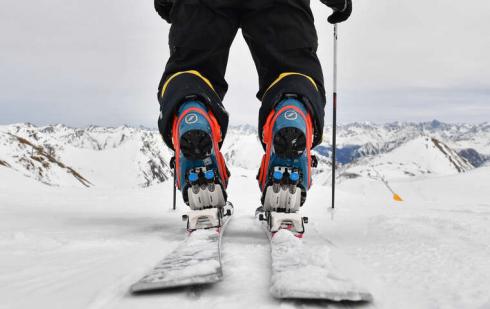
[{"left": 1, "top": 163, "right": 490, "bottom": 308}]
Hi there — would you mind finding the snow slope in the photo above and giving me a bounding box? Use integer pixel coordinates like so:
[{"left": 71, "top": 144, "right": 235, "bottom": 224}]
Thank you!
[
  {"left": 1, "top": 164, "right": 490, "bottom": 309},
  {"left": 0, "top": 124, "right": 174, "bottom": 188},
  {"left": 0, "top": 131, "right": 92, "bottom": 187},
  {"left": 346, "top": 136, "right": 474, "bottom": 180}
]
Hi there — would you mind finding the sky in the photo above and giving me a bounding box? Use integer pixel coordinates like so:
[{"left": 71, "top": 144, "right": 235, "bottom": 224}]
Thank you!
[{"left": 0, "top": 0, "right": 489, "bottom": 128}]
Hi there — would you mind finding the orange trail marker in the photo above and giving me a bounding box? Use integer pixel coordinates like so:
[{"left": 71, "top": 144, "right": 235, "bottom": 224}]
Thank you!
[
  {"left": 370, "top": 165, "right": 403, "bottom": 202},
  {"left": 393, "top": 193, "right": 403, "bottom": 202}
]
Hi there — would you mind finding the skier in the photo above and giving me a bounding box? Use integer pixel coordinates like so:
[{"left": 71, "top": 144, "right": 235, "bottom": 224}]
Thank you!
[
  {"left": 154, "top": 0, "right": 352, "bottom": 227},
  {"left": 132, "top": 1, "right": 366, "bottom": 296}
]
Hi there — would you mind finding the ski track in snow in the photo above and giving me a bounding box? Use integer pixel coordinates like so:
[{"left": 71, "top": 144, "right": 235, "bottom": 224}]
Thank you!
[{"left": 1, "top": 166, "right": 490, "bottom": 308}]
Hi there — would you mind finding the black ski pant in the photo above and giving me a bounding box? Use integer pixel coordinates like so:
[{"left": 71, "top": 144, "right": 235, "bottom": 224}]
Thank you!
[{"left": 157, "top": 0, "right": 326, "bottom": 150}]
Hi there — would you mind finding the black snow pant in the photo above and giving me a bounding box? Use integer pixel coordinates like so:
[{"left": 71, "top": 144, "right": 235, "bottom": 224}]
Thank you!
[{"left": 157, "top": 0, "right": 326, "bottom": 151}]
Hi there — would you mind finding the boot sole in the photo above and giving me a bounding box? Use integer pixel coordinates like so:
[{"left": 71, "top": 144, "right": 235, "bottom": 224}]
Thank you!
[
  {"left": 180, "top": 129, "right": 212, "bottom": 160},
  {"left": 273, "top": 127, "right": 306, "bottom": 159}
]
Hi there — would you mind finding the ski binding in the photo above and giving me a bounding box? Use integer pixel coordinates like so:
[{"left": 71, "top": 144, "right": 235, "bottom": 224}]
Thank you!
[
  {"left": 183, "top": 205, "right": 232, "bottom": 231},
  {"left": 185, "top": 167, "right": 227, "bottom": 210},
  {"left": 258, "top": 208, "right": 307, "bottom": 236}
]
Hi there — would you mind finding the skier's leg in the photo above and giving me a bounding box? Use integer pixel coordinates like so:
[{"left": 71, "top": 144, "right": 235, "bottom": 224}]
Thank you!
[
  {"left": 157, "top": 2, "right": 239, "bottom": 208},
  {"left": 242, "top": 1, "right": 326, "bottom": 210},
  {"left": 158, "top": 2, "right": 239, "bottom": 149}
]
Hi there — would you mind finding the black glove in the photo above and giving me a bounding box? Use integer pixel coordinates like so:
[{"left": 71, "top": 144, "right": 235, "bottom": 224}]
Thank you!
[
  {"left": 320, "top": 0, "right": 352, "bottom": 24},
  {"left": 155, "top": 0, "right": 173, "bottom": 24}
]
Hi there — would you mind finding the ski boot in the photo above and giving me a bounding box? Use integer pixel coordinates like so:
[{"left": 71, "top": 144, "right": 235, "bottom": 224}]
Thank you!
[
  {"left": 257, "top": 95, "right": 316, "bottom": 236},
  {"left": 171, "top": 99, "right": 232, "bottom": 231}
]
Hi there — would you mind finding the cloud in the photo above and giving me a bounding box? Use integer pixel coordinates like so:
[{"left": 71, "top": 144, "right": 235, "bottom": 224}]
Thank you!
[{"left": 0, "top": 0, "right": 489, "bottom": 127}]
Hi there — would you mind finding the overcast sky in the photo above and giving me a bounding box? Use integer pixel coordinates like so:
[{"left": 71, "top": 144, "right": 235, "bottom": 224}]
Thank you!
[{"left": 1, "top": 0, "right": 489, "bottom": 127}]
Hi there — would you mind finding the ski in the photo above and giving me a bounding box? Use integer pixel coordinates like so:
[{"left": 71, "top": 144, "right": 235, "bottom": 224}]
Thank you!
[
  {"left": 130, "top": 202, "right": 233, "bottom": 293},
  {"left": 256, "top": 207, "right": 372, "bottom": 302}
]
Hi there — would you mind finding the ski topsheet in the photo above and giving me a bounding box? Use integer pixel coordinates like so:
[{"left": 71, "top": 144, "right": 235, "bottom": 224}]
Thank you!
[
  {"left": 257, "top": 210, "right": 372, "bottom": 301},
  {"left": 130, "top": 203, "right": 233, "bottom": 293},
  {"left": 269, "top": 229, "right": 372, "bottom": 301}
]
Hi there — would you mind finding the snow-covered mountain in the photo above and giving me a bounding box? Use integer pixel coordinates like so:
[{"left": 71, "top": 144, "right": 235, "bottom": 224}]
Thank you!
[
  {"left": 0, "top": 123, "right": 174, "bottom": 188},
  {"left": 221, "top": 124, "right": 263, "bottom": 170},
  {"left": 345, "top": 136, "right": 474, "bottom": 180},
  {"left": 0, "top": 131, "right": 92, "bottom": 187},
  {"left": 318, "top": 120, "right": 490, "bottom": 164},
  {"left": 0, "top": 121, "right": 487, "bottom": 188}
]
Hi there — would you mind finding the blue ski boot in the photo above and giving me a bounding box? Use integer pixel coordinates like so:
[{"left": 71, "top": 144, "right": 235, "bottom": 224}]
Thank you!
[
  {"left": 172, "top": 100, "right": 230, "bottom": 213},
  {"left": 257, "top": 96, "right": 315, "bottom": 216}
]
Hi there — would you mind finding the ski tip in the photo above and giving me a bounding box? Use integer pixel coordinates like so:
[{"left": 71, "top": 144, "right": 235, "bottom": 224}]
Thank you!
[
  {"left": 129, "top": 275, "right": 223, "bottom": 294},
  {"left": 271, "top": 289, "right": 373, "bottom": 302}
]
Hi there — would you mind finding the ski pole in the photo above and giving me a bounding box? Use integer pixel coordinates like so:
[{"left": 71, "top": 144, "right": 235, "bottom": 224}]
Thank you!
[
  {"left": 170, "top": 156, "right": 177, "bottom": 210},
  {"left": 173, "top": 167, "right": 177, "bottom": 210},
  {"left": 331, "top": 24, "right": 338, "bottom": 210}
]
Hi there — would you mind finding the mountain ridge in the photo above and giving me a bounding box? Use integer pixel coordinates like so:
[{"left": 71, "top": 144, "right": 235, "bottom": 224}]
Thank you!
[{"left": 1, "top": 121, "right": 487, "bottom": 188}]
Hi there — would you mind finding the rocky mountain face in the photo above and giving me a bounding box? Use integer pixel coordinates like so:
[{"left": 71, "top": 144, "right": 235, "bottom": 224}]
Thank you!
[
  {"left": 0, "top": 132, "right": 92, "bottom": 187},
  {"left": 0, "top": 120, "right": 487, "bottom": 188},
  {"left": 458, "top": 148, "right": 489, "bottom": 167},
  {"left": 0, "top": 124, "right": 174, "bottom": 188}
]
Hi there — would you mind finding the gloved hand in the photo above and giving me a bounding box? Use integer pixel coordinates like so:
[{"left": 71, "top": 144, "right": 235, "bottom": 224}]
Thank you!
[
  {"left": 320, "top": 0, "right": 352, "bottom": 24},
  {"left": 155, "top": 0, "right": 173, "bottom": 24}
]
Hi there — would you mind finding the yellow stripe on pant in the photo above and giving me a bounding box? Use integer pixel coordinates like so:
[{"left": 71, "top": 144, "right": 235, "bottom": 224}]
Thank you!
[
  {"left": 263, "top": 72, "right": 319, "bottom": 99},
  {"left": 161, "top": 70, "right": 216, "bottom": 98}
]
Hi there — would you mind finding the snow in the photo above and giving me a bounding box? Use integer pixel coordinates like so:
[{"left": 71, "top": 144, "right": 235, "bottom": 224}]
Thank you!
[
  {"left": 346, "top": 136, "right": 473, "bottom": 181},
  {"left": 1, "top": 123, "right": 490, "bottom": 308},
  {"left": 222, "top": 127, "right": 263, "bottom": 170},
  {"left": 322, "top": 121, "right": 490, "bottom": 155},
  {"left": 1, "top": 163, "right": 490, "bottom": 308},
  {"left": 0, "top": 124, "right": 174, "bottom": 188}
]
